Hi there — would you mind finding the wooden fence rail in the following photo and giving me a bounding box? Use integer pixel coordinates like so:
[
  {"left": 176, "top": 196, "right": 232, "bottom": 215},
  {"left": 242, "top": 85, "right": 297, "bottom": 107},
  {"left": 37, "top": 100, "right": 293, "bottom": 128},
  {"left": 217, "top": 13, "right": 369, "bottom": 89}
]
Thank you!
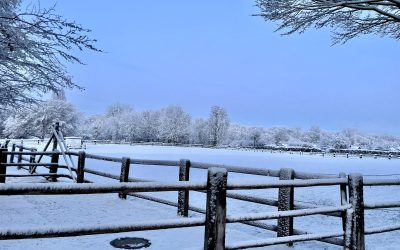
[
  {"left": 0, "top": 165, "right": 351, "bottom": 249},
  {"left": 2, "top": 140, "right": 400, "bottom": 249}
]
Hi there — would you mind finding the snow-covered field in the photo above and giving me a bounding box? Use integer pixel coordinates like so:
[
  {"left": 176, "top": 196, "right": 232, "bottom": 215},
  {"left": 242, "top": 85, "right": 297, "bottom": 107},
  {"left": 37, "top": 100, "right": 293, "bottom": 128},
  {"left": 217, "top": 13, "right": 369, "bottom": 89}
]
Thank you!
[{"left": 1, "top": 144, "right": 400, "bottom": 249}]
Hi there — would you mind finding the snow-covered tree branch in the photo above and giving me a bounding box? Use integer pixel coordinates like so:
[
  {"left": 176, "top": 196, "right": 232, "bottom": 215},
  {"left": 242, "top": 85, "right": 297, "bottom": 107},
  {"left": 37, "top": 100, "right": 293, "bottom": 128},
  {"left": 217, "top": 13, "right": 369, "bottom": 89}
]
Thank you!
[
  {"left": 3, "top": 92, "right": 81, "bottom": 138},
  {"left": 0, "top": 0, "right": 100, "bottom": 107},
  {"left": 255, "top": 0, "right": 400, "bottom": 43},
  {"left": 208, "top": 106, "right": 230, "bottom": 146}
]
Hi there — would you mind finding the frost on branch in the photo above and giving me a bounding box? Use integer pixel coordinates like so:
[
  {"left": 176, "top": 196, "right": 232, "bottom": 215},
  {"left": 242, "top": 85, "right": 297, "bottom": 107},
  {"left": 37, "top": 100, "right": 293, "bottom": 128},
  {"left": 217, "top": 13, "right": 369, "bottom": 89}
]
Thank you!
[
  {"left": 0, "top": 0, "right": 100, "bottom": 107},
  {"left": 255, "top": 0, "right": 400, "bottom": 44}
]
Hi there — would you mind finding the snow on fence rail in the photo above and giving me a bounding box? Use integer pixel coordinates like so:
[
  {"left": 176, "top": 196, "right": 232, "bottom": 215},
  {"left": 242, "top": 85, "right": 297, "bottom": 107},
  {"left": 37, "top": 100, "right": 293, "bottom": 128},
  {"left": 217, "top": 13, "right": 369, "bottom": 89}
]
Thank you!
[
  {"left": 0, "top": 217, "right": 207, "bottom": 240},
  {"left": 0, "top": 162, "right": 351, "bottom": 249},
  {"left": 2, "top": 137, "right": 400, "bottom": 249}
]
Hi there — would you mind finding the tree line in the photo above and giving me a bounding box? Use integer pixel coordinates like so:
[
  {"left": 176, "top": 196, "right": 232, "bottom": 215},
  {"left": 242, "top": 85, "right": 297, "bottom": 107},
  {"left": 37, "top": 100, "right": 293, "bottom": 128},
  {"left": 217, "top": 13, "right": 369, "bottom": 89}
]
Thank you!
[{"left": 1, "top": 96, "right": 399, "bottom": 151}]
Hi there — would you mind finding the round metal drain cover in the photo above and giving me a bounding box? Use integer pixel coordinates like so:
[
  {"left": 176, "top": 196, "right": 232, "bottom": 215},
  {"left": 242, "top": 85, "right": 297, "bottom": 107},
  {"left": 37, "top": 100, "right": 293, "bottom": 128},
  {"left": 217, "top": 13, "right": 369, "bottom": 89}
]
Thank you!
[{"left": 110, "top": 237, "right": 151, "bottom": 249}]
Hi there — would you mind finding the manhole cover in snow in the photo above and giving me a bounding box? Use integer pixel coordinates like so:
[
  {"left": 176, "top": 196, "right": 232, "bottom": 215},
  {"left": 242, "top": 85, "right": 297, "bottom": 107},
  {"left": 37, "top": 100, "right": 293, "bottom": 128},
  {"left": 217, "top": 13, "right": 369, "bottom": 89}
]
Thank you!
[{"left": 110, "top": 237, "right": 151, "bottom": 249}]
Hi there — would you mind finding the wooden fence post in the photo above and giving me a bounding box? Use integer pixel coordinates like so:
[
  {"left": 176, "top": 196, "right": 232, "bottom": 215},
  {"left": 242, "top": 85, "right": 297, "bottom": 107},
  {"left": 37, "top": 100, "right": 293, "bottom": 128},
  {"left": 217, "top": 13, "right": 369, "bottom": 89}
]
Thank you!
[
  {"left": 49, "top": 123, "right": 60, "bottom": 182},
  {"left": 29, "top": 149, "right": 36, "bottom": 174},
  {"left": 339, "top": 172, "right": 348, "bottom": 231},
  {"left": 119, "top": 157, "right": 131, "bottom": 199},
  {"left": 345, "top": 174, "right": 365, "bottom": 250},
  {"left": 52, "top": 122, "right": 59, "bottom": 152},
  {"left": 204, "top": 167, "right": 227, "bottom": 250},
  {"left": 0, "top": 148, "right": 8, "bottom": 183},
  {"left": 77, "top": 151, "right": 86, "bottom": 183},
  {"left": 17, "top": 146, "right": 23, "bottom": 168},
  {"left": 49, "top": 151, "right": 59, "bottom": 182},
  {"left": 178, "top": 159, "right": 190, "bottom": 217},
  {"left": 277, "top": 168, "right": 295, "bottom": 244},
  {"left": 10, "top": 144, "right": 16, "bottom": 163}
]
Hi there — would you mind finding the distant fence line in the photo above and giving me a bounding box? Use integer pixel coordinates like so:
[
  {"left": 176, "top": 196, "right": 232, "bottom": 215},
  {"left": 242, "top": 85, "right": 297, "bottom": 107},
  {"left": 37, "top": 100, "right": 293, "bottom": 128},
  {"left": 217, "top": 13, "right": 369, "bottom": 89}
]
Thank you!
[
  {"left": 82, "top": 139, "right": 400, "bottom": 156},
  {"left": 1, "top": 137, "right": 399, "bottom": 160}
]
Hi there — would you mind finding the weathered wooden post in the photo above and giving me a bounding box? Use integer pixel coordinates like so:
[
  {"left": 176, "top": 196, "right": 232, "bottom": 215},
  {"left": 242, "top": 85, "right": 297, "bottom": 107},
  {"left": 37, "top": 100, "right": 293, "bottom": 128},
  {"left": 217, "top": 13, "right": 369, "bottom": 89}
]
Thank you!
[
  {"left": 52, "top": 122, "right": 60, "bottom": 151},
  {"left": 204, "top": 167, "right": 227, "bottom": 250},
  {"left": 49, "top": 150, "right": 59, "bottom": 182},
  {"left": 10, "top": 144, "right": 16, "bottom": 163},
  {"left": 49, "top": 123, "right": 60, "bottom": 182},
  {"left": 17, "top": 146, "right": 23, "bottom": 168},
  {"left": 344, "top": 174, "right": 365, "bottom": 250},
  {"left": 178, "top": 159, "right": 190, "bottom": 217},
  {"left": 77, "top": 151, "right": 86, "bottom": 183},
  {"left": 119, "top": 157, "right": 131, "bottom": 199},
  {"left": 0, "top": 148, "right": 8, "bottom": 183},
  {"left": 339, "top": 172, "right": 348, "bottom": 231},
  {"left": 277, "top": 168, "right": 295, "bottom": 244},
  {"left": 29, "top": 149, "right": 36, "bottom": 174}
]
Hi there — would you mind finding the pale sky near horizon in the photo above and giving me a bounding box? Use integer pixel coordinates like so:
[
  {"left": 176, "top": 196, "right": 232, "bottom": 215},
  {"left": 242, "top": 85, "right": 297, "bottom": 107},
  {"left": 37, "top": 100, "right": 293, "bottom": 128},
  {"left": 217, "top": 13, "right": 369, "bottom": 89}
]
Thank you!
[{"left": 39, "top": 1, "right": 400, "bottom": 135}]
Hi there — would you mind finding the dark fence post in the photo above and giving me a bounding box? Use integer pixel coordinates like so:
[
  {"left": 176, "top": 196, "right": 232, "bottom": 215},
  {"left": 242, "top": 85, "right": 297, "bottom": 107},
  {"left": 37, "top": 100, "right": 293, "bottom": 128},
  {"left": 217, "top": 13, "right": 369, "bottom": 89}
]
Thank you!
[
  {"left": 10, "top": 144, "right": 16, "bottom": 163},
  {"left": 0, "top": 148, "right": 8, "bottom": 183},
  {"left": 49, "top": 151, "right": 59, "bottom": 182},
  {"left": 17, "top": 146, "right": 23, "bottom": 168},
  {"left": 52, "top": 122, "right": 59, "bottom": 152},
  {"left": 277, "top": 168, "right": 295, "bottom": 243},
  {"left": 49, "top": 124, "right": 60, "bottom": 182},
  {"left": 77, "top": 151, "right": 86, "bottom": 183},
  {"left": 339, "top": 172, "right": 348, "bottom": 231},
  {"left": 119, "top": 157, "right": 131, "bottom": 199},
  {"left": 204, "top": 167, "right": 227, "bottom": 250},
  {"left": 345, "top": 174, "right": 365, "bottom": 250},
  {"left": 178, "top": 159, "right": 190, "bottom": 217},
  {"left": 29, "top": 149, "right": 36, "bottom": 174}
]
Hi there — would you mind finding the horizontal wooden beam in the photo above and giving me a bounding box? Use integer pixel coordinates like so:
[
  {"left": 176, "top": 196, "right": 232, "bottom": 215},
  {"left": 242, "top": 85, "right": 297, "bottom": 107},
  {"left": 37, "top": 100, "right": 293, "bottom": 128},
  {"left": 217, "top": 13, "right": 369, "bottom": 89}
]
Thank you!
[{"left": 0, "top": 181, "right": 207, "bottom": 195}]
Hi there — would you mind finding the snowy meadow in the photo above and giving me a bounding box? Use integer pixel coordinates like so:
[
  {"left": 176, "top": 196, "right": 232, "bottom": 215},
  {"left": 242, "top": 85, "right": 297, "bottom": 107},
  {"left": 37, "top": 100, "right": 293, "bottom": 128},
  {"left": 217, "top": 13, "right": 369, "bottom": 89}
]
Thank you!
[{"left": 2, "top": 143, "right": 399, "bottom": 249}]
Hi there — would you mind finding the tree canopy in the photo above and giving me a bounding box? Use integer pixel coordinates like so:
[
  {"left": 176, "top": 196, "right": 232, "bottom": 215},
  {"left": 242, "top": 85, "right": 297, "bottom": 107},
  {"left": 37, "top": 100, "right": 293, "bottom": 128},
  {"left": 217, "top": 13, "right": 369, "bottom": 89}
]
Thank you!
[
  {"left": 3, "top": 94, "right": 81, "bottom": 138},
  {"left": 0, "top": 0, "right": 100, "bottom": 108},
  {"left": 208, "top": 106, "right": 230, "bottom": 146},
  {"left": 255, "top": 0, "right": 400, "bottom": 43}
]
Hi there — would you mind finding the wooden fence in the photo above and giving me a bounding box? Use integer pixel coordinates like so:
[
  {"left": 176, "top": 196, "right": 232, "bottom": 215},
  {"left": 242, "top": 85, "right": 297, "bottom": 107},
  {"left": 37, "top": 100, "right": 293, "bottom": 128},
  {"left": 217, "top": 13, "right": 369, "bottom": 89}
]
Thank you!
[{"left": 1, "top": 136, "right": 400, "bottom": 249}]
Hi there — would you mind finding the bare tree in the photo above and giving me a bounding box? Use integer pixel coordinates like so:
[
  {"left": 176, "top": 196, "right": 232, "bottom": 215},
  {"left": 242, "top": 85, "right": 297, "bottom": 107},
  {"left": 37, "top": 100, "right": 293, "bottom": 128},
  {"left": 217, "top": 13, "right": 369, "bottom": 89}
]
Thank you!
[
  {"left": 208, "top": 106, "right": 230, "bottom": 146},
  {"left": 159, "top": 106, "right": 191, "bottom": 143},
  {"left": 255, "top": 0, "right": 400, "bottom": 43},
  {"left": 137, "top": 110, "right": 161, "bottom": 142},
  {"left": 248, "top": 127, "right": 263, "bottom": 148},
  {"left": 191, "top": 118, "right": 210, "bottom": 145},
  {"left": 0, "top": 0, "right": 100, "bottom": 107}
]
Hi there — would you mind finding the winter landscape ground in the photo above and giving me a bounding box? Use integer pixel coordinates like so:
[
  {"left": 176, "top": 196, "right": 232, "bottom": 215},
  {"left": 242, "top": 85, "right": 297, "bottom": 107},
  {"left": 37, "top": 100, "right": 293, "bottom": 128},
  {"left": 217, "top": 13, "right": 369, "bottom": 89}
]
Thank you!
[
  {"left": 1, "top": 143, "right": 399, "bottom": 249},
  {"left": 1, "top": 0, "right": 399, "bottom": 249}
]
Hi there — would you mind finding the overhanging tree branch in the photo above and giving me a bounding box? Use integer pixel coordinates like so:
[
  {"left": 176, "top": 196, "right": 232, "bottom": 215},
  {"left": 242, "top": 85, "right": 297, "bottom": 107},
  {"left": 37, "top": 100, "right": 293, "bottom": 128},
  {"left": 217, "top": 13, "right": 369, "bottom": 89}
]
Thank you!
[
  {"left": 0, "top": 0, "right": 100, "bottom": 108},
  {"left": 255, "top": 0, "right": 400, "bottom": 43}
]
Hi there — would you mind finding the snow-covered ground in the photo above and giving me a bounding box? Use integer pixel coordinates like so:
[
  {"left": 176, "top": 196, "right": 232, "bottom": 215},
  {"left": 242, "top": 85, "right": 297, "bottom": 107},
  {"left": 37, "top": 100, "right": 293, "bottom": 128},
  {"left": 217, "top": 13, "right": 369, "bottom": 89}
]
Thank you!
[{"left": 1, "top": 144, "right": 400, "bottom": 249}]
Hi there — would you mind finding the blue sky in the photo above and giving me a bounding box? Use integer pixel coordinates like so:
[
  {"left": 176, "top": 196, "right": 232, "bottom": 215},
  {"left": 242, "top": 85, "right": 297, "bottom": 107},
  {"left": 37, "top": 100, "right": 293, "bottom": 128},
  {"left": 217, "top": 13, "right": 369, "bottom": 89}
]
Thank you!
[{"left": 40, "top": 1, "right": 400, "bottom": 135}]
